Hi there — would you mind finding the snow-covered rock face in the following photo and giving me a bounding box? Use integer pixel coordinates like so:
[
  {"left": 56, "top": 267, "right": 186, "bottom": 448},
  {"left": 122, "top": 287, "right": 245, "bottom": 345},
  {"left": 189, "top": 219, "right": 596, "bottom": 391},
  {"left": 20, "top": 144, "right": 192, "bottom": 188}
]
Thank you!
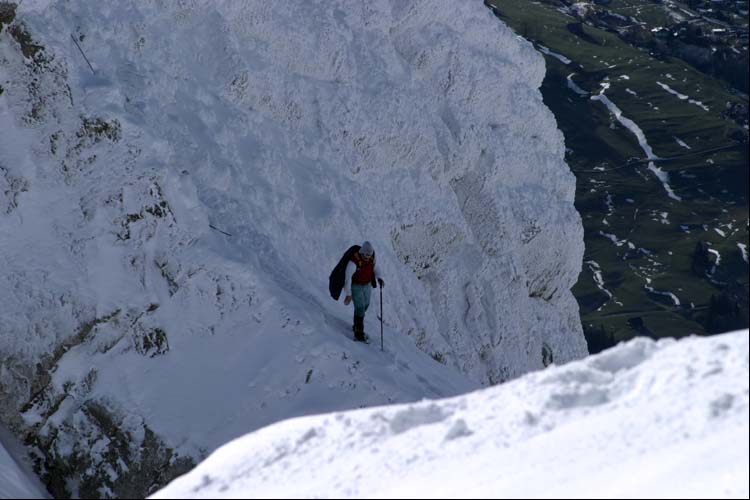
[{"left": 0, "top": 0, "right": 585, "bottom": 496}]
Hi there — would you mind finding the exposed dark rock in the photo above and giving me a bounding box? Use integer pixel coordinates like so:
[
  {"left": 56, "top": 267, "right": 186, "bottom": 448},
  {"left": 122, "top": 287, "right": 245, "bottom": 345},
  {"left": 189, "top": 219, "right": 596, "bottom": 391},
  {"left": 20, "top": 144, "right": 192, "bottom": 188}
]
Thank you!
[
  {"left": 691, "top": 241, "right": 712, "bottom": 277},
  {"left": 8, "top": 22, "right": 44, "bottom": 59},
  {"left": 28, "top": 401, "right": 195, "bottom": 499},
  {"left": 627, "top": 316, "right": 654, "bottom": 338},
  {"left": 541, "top": 343, "right": 554, "bottom": 367},
  {"left": 584, "top": 323, "right": 618, "bottom": 355},
  {"left": 705, "top": 282, "right": 749, "bottom": 334},
  {"left": 0, "top": 2, "right": 16, "bottom": 32}
]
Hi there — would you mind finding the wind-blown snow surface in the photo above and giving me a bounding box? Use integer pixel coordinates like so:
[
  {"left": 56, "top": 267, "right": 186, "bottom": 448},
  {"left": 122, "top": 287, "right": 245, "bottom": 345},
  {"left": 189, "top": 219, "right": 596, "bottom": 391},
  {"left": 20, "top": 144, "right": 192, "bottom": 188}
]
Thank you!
[
  {"left": 153, "top": 331, "right": 750, "bottom": 499},
  {"left": 0, "top": 0, "right": 585, "bottom": 495},
  {"left": 0, "top": 426, "right": 48, "bottom": 499},
  {"left": 0, "top": 443, "right": 40, "bottom": 500}
]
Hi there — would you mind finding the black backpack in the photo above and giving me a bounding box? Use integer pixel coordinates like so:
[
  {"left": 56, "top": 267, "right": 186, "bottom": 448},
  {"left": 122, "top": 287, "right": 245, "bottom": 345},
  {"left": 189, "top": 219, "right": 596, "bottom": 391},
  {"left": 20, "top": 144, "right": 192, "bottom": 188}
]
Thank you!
[{"left": 328, "top": 245, "right": 360, "bottom": 300}]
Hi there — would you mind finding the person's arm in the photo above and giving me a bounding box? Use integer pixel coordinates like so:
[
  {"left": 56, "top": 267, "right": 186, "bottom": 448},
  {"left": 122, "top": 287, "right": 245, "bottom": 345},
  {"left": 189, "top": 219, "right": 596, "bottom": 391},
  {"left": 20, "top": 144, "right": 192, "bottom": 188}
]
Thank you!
[
  {"left": 343, "top": 261, "right": 356, "bottom": 297},
  {"left": 374, "top": 262, "right": 385, "bottom": 288}
]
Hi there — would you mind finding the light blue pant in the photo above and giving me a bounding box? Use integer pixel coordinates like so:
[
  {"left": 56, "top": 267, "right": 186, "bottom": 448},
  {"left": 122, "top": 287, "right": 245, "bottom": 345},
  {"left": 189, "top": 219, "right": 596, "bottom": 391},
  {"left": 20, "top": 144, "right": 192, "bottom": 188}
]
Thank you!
[{"left": 351, "top": 284, "right": 372, "bottom": 319}]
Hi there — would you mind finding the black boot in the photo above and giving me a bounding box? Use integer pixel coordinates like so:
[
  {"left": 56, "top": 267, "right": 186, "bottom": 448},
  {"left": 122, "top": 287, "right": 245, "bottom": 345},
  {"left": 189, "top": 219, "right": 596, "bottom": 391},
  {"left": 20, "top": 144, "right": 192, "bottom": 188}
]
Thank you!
[{"left": 353, "top": 314, "right": 365, "bottom": 341}]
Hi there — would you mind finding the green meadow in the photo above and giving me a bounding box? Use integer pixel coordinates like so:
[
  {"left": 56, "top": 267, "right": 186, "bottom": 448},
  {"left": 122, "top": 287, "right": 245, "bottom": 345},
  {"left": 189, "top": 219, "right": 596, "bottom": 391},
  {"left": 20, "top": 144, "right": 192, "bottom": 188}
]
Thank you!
[{"left": 488, "top": 0, "right": 749, "bottom": 349}]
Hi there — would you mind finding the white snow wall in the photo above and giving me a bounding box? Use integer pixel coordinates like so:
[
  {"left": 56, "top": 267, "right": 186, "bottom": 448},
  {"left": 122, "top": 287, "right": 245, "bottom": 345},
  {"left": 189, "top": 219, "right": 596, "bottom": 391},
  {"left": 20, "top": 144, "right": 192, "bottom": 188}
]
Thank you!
[{"left": 1, "top": 0, "right": 586, "bottom": 496}]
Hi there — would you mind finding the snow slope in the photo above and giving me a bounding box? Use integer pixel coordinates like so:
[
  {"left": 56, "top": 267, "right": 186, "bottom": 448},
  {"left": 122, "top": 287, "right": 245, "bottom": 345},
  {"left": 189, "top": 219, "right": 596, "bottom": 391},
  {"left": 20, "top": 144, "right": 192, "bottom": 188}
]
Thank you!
[
  {"left": 154, "top": 330, "right": 750, "bottom": 499},
  {"left": 0, "top": 0, "right": 585, "bottom": 496},
  {"left": 0, "top": 425, "right": 48, "bottom": 499},
  {"left": 0, "top": 443, "right": 40, "bottom": 500}
]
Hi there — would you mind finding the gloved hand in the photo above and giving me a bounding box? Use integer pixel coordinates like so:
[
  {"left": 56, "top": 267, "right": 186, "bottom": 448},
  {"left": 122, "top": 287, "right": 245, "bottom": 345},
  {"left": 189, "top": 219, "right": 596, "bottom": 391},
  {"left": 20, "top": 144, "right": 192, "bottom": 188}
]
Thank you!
[
  {"left": 344, "top": 295, "right": 352, "bottom": 305},
  {"left": 378, "top": 278, "right": 385, "bottom": 288}
]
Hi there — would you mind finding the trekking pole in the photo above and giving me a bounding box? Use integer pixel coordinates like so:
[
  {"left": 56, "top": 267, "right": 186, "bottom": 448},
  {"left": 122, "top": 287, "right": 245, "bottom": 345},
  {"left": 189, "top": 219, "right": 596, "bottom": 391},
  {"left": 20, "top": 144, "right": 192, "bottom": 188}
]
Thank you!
[
  {"left": 380, "top": 285, "right": 384, "bottom": 352},
  {"left": 70, "top": 34, "right": 95, "bottom": 74},
  {"left": 209, "top": 224, "right": 232, "bottom": 237}
]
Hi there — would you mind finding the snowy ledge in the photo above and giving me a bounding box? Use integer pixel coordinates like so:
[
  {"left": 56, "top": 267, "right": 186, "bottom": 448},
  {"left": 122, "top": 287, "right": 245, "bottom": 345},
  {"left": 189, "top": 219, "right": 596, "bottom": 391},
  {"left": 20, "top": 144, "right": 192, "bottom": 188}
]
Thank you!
[{"left": 153, "top": 330, "right": 750, "bottom": 499}]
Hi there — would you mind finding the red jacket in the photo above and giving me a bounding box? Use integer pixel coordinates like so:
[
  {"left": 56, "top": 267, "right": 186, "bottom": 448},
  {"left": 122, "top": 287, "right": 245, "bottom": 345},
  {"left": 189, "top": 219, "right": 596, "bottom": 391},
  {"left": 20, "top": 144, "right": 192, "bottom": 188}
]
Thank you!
[
  {"left": 344, "top": 253, "right": 380, "bottom": 294},
  {"left": 351, "top": 253, "right": 375, "bottom": 286}
]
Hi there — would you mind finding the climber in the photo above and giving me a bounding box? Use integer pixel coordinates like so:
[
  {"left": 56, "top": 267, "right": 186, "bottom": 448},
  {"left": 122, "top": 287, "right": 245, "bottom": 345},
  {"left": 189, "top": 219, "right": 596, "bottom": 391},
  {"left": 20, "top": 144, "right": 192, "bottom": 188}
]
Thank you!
[{"left": 329, "top": 241, "right": 385, "bottom": 341}]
